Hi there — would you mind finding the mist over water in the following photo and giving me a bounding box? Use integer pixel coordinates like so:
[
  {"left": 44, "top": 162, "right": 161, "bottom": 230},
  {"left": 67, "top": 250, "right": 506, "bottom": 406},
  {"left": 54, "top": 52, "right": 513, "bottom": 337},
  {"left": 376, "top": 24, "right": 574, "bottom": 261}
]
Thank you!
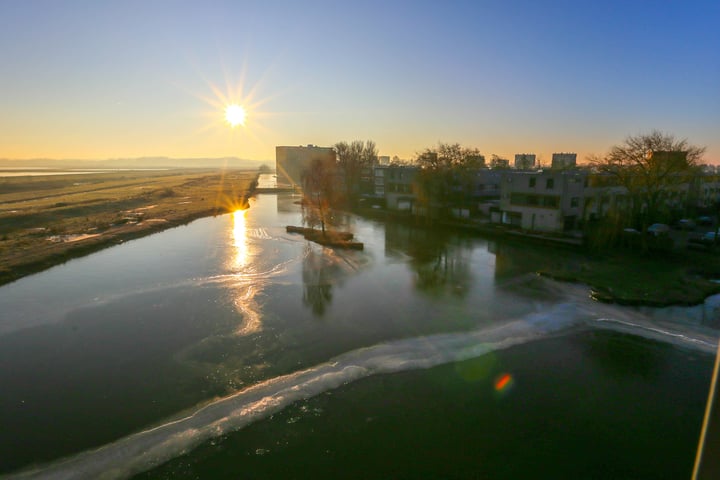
[{"left": 1, "top": 180, "right": 717, "bottom": 479}]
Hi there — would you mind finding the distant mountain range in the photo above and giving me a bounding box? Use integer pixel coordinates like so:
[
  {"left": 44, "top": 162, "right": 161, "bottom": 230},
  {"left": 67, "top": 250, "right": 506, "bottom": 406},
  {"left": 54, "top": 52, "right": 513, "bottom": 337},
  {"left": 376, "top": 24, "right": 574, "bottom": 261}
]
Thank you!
[{"left": 0, "top": 157, "right": 270, "bottom": 169}]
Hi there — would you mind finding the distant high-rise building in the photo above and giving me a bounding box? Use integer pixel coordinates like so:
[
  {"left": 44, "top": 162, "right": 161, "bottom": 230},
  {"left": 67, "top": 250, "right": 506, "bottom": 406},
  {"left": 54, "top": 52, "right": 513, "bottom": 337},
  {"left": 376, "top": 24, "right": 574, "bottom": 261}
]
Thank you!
[
  {"left": 275, "top": 145, "right": 336, "bottom": 187},
  {"left": 514, "top": 153, "right": 536, "bottom": 169},
  {"left": 378, "top": 155, "right": 390, "bottom": 165},
  {"left": 490, "top": 156, "right": 510, "bottom": 169},
  {"left": 551, "top": 153, "right": 577, "bottom": 169}
]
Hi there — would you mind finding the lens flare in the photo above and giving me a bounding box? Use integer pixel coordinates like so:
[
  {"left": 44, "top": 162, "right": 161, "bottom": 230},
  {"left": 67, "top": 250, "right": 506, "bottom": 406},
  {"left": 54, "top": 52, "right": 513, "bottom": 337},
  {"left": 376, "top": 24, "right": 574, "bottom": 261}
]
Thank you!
[{"left": 494, "top": 373, "right": 513, "bottom": 392}]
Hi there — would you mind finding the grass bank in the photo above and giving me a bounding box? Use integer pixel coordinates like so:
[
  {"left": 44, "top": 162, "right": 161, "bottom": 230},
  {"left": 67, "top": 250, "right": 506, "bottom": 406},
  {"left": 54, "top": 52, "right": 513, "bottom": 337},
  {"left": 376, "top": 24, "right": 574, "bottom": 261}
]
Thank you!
[
  {"left": 538, "top": 248, "right": 720, "bottom": 307},
  {"left": 0, "top": 169, "right": 257, "bottom": 286}
]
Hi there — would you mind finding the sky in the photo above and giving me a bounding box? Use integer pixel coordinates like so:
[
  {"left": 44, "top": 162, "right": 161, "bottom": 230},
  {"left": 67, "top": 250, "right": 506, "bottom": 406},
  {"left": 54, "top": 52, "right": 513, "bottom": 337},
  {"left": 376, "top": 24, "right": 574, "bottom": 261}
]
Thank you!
[{"left": 1, "top": 0, "right": 718, "bottom": 164}]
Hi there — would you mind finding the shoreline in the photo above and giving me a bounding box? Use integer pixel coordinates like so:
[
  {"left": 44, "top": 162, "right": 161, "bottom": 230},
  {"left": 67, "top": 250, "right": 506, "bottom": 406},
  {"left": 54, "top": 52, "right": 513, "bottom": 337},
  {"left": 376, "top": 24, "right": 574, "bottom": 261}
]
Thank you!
[
  {"left": 0, "top": 206, "right": 238, "bottom": 287},
  {"left": 353, "top": 206, "right": 720, "bottom": 308},
  {"left": 0, "top": 169, "right": 257, "bottom": 287},
  {"left": 538, "top": 271, "right": 720, "bottom": 308},
  {"left": 3, "top": 180, "right": 719, "bottom": 309}
]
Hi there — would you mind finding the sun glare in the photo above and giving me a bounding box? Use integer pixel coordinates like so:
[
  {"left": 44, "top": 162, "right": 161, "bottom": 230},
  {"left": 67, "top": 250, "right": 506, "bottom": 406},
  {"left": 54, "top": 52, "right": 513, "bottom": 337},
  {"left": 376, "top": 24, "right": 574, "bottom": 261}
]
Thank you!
[
  {"left": 193, "top": 71, "right": 277, "bottom": 148},
  {"left": 232, "top": 209, "right": 248, "bottom": 268},
  {"left": 225, "top": 104, "right": 246, "bottom": 127}
]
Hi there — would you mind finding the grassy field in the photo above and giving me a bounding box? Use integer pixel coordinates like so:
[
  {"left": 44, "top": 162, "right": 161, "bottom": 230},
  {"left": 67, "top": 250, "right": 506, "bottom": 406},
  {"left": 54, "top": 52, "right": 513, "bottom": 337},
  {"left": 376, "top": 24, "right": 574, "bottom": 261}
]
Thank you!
[{"left": 0, "top": 169, "right": 257, "bottom": 286}]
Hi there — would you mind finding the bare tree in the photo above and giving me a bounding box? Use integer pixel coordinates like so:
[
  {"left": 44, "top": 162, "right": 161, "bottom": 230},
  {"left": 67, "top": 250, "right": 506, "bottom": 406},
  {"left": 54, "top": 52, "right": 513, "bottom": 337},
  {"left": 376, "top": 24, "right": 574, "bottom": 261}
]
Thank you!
[
  {"left": 589, "top": 131, "right": 704, "bottom": 228},
  {"left": 334, "top": 140, "right": 377, "bottom": 205},
  {"left": 414, "top": 143, "right": 485, "bottom": 218},
  {"left": 416, "top": 143, "right": 484, "bottom": 170},
  {"left": 301, "top": 157, "right": 338, "bottom": 235}
]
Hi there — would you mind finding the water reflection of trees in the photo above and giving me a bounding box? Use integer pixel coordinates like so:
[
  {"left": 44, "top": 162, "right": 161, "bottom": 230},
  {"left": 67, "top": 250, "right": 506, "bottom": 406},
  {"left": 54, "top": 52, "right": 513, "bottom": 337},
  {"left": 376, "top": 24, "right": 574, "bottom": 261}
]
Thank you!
[
  {"left": 299, "top": 203, "right": 356, "bottom": 234},
  {"left": 301, "top": 245, "right": 342, "bottom": 316},
  {"left": 384, "top": 223, "right": 473, "bottom": 298}
]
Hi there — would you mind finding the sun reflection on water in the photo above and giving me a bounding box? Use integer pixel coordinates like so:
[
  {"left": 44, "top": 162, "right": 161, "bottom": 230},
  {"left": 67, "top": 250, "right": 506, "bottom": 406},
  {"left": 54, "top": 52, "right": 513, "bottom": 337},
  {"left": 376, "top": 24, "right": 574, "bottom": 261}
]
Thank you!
[
  {"left": 232, "top": 209, "right": 249, "bottom": 270},
  {"left": 228, "top": 208, "right": 263, "bottom": 336}
]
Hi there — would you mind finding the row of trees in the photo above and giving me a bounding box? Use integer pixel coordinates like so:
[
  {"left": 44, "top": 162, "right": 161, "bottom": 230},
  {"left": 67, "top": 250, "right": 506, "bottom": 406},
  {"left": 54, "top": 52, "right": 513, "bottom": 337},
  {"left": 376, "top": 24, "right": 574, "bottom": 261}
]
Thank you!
[
  {"left": 414, "top": 143, "right": 484, "bottom": 219},
  {"left": 334, "top": 140, "right": 378, "bottom": 204},
  {"left": 300, "top": 132, "right": 708, "bottom": 249},
  {"left": 414, "top": 133, "right": 708, "bottom": 236},
  {"left": 302, "top": 138, "right": 534, "bottom": 225},
  {"left": 587, "top": 131, "right": 707, "bottom": 250}
]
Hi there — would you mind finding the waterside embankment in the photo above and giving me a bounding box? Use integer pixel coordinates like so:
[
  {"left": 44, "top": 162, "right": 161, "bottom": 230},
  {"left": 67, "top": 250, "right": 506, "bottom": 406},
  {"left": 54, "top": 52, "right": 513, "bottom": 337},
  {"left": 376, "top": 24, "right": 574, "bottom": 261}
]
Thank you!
[
  {"left": 354, "top": 206, "right": 720, "bottom": 308},
  {"left": 0, "top": 169, "right": 257, "bottom": 286}
]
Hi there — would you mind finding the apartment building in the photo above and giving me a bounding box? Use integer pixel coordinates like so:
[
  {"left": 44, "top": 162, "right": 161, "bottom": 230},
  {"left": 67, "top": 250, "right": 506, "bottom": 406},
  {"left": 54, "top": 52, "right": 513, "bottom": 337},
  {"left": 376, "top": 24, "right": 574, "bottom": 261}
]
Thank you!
[
  {"left": 551, "top": 153, "right": 577, "bottom": 170},
  {"left": 383, "top": 165, "right": 418, "bottom": 211},
  {"left": 275, "top": 145, "right": 336, "bottom": 187},
  {"left": 514, "top": 154, "right": 536, "bottom": 170},
  {"left": 499, "top": 170, "right": 587, "bottom": 232}
]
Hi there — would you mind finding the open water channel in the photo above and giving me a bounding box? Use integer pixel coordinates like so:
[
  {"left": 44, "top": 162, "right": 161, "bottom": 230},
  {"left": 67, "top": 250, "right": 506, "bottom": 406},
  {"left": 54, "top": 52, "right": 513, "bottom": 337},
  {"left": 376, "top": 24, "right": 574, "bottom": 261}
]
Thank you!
[{"left": 1, "top": 175, "right": 718, "bottom": 478}]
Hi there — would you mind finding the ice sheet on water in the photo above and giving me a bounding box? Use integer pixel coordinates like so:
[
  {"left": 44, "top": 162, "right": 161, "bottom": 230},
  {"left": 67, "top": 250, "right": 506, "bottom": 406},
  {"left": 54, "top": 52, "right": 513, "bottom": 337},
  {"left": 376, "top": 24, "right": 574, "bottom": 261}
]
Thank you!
[{"left": 7, "top": 294, "right": 717, "bottom": 480}]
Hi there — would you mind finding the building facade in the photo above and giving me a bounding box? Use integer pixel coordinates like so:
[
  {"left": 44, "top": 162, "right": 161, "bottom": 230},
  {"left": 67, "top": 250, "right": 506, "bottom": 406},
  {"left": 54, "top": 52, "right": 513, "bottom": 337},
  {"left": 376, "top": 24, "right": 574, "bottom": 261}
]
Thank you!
[
  {"left": 551, "top": 153, "right": 577, "bottom": 170},
  {"left": 383, "top": 165, "right": 418, "bottom": 211},
  {"left": 499, "top": 170, "right": 587, "bottom": 232},
  {"left": 514, "top": 153, "right": 536, "bottom": 170},
  {"left": 275, "top": 145, "right": 336, "bottom": 187}
]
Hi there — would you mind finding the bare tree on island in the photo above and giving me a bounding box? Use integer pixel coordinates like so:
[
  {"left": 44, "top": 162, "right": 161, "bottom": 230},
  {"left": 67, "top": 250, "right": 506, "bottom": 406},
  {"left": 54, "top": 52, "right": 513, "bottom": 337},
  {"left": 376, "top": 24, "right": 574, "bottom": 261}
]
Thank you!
[
  {"left": 588, "top": 130, "right": 705, "bottom": 249},
  {"left": 301, "top": 157, "right": 338, "bottom": 235}
]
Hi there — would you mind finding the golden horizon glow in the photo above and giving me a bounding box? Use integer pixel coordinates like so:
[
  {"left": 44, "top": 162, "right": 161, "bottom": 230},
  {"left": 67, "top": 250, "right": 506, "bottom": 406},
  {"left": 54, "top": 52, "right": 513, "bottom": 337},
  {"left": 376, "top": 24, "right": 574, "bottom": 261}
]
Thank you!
[{"left": 225, "top": 104, "right": 246, "bottom": 127}]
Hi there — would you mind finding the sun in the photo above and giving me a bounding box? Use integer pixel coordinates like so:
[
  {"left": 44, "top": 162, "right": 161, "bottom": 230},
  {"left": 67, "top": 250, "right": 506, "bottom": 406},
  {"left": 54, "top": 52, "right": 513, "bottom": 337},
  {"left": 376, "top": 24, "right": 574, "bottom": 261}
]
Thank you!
[{"left": 225, "top": 104, "right": 246, "bottom": 127}]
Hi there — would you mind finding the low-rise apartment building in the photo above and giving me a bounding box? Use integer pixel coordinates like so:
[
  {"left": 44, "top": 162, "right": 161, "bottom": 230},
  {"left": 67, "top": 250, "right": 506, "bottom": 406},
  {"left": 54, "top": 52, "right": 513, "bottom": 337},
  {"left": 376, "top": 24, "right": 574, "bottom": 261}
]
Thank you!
[
  {"left": 384, "top": 165, "right": 418, "bottom": 211},
  {"left": 499, "top": 170, "right": 587, "bottom": 232}
]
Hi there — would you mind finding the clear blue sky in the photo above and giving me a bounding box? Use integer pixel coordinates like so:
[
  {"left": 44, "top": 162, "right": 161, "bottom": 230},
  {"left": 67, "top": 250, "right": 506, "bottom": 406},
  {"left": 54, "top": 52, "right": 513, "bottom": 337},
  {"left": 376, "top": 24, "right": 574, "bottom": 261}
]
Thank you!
[{"left": 1, "top": 0, "right": 718, "bottom": 163}]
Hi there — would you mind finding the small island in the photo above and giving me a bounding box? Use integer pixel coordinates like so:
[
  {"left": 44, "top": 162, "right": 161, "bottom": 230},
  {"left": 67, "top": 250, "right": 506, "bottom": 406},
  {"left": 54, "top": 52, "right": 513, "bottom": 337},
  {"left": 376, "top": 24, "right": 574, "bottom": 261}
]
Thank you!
[{"left": 286, "top": 225, "right": 363, "bottom": 250}]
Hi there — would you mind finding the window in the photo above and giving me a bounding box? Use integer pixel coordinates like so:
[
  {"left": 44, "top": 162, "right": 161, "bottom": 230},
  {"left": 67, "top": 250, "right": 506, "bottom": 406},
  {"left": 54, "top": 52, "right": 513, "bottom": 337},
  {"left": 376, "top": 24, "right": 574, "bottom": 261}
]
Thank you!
[
  {"left": 529, "top": 178, "right": 536, "bottom": 188},
  {"left": 570, "top": 197, "right": 579, "bottom": 208},
  {"left": 546, "top": 178, "right": 554, "bottom": 189},
  {"left": 527, "top": 195, "right": 539, "bottom": 205},
  {"left": 543, "top": 196, "right": 559, "bottom": 207}
]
